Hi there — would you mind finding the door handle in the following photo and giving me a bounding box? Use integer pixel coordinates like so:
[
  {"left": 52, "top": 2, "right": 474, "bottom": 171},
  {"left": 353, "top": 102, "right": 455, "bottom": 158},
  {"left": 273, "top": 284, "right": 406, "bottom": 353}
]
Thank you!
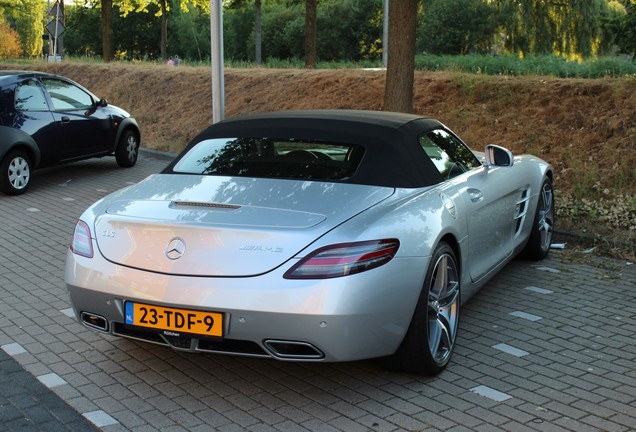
[
  {"left": 61, "top": 116, "right": 70, "bottom": 124},
  {"left": 467, "top": 188, "right": 483, "bottom": 203}
]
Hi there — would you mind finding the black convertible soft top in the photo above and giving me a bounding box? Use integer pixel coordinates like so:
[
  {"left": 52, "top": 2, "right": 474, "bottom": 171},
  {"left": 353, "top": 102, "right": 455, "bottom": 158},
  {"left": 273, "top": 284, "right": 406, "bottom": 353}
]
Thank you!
[{"left": 165, "top": 110, "right": 448, "bottom": 188}]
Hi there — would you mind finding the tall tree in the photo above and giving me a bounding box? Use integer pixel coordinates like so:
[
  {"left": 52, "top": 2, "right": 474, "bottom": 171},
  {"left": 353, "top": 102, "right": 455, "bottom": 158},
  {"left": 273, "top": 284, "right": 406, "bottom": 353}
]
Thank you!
[
  {"left": 495, "top": 0, "right": 605, "bottom": 58},
  {"left": 383, "top": 0, "right": 417, "bottom": 113},
  {"left": 617, "top": 0, "right": 636, "bottom": 58},
  {"left": 225, "top": 0, "right": 262, "bottom": 64},
  {"left": 318, "top": 0, "right": 384, "bottom": 62},
  {"left": 102, "top": 0, "right": 114, "bottom": 61},
  {"left": 255, "top": 0, "right": 261, "bottom": 65},
  {"left": 170, "top": 0, "right": 209, "bottom": 60},
  {"left": 159, "top": 0, "right": 168, "bottom": 59},
  {"left": 6, "top": 0, "right": 45, "bottom": 57},
  {"left": 118, "top": 0, "right": 170, "bottom": 59},
  {"left": 118, "top": 0, "right": 208, "bottom": 61},
  {"left": 418, "top": 0, "right": 498, "bottom": 55},
  {"left": 304, "top": 0, "right": 317, "bottom": 68},
  {"left": 64, "top": 3, "right": 102, "bottom": 56}
]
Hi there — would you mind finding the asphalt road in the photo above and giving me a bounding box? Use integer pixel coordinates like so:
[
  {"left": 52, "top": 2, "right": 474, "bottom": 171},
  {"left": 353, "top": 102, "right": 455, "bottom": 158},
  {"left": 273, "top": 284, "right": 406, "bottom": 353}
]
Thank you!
[{"left": 1, "top": 152, "right": 635, "bottom": 431}]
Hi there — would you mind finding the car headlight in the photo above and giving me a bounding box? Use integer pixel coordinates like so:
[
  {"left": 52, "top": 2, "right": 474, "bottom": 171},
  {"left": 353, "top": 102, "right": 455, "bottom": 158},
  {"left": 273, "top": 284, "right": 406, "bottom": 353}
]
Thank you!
[
  {"left": 284, "top": 239, "right": 400, "bottom": 279},
  {"left": 70, "top": 220, "right": 94, "bottom": 258}
]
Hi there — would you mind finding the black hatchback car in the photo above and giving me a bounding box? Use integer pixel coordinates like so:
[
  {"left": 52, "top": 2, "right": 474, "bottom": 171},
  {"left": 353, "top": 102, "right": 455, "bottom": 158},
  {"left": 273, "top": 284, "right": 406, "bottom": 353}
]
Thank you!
[{"left": 0, "top": 71, "right": 141, "bottom": 195}]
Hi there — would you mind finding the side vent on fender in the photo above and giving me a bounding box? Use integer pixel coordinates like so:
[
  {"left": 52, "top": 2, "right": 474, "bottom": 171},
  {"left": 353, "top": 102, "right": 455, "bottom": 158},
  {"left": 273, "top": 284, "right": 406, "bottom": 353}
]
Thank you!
[{"left": 514, "top": 188, "right": 530, "bottom": 236}]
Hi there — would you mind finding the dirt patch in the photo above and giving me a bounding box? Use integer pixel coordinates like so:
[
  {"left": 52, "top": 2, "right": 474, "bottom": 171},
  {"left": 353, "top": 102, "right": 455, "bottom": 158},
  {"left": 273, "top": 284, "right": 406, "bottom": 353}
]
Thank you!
[{"left": 2, "top": 61, "right": 635, "bottom": 255}]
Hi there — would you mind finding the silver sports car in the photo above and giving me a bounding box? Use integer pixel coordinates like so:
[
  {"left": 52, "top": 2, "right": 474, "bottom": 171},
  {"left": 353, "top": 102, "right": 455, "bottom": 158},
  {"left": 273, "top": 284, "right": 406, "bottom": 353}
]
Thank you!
[{"left": 65, "top": 110, "right": 554, "bottom": 374}]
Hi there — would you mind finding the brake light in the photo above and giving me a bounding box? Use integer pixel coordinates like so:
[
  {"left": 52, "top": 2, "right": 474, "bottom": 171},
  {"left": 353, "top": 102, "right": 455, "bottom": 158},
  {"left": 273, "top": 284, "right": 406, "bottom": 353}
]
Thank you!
[
  {"left": 70, "top": 220, "right": 94, "bottom": 258},
  {"left": 284, "top": 239, "right": 400, "bottom": 279}
]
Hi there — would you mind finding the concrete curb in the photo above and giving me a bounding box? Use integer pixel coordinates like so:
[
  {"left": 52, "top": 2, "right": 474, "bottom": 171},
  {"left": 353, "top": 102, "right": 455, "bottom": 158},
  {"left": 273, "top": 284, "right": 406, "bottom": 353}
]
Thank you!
[{"left": 140, "top": 147, "right": 178, "bottom": 161}]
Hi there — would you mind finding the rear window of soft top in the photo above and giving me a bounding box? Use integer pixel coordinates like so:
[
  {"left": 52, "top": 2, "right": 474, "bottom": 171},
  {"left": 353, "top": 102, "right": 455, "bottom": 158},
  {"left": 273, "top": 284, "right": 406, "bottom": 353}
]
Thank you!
[{"left": 172, "top": 137, "right": 365, "bottom": 181}]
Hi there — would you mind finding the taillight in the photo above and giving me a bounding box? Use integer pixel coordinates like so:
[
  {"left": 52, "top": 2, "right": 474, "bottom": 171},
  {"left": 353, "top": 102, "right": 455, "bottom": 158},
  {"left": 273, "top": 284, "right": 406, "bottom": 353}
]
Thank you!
[
  {"left": 284, "top": 239, "right": 400, "bottom": 279},
  {"left": 70, "top": 220, "right": 94, "bottom": 258}
]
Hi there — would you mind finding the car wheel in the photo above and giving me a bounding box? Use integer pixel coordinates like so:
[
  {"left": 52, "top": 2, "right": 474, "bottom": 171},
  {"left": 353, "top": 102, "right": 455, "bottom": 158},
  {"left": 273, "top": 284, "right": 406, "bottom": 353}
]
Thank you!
[
  {"left": 522, "top": 177, "right": 554, "bottom": 260},
  {"left": 115, "top": 129, "right": 139, "bottom": 168},
  {"left": 1, "top": 151, "right": 32, "bottom": 195},
  {"left": 386, "top": 241, "right": 460, "bottom": 375}
]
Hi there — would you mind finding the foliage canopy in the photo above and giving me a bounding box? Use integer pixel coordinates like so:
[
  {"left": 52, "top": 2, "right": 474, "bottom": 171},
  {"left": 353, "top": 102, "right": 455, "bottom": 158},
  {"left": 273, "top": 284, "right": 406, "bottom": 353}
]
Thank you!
[
  {"left": 0, "top": 0, "right": 44, "bottom": 58},
  {"left": 3, "top": 0, "right": 636, "bottom": 63}
]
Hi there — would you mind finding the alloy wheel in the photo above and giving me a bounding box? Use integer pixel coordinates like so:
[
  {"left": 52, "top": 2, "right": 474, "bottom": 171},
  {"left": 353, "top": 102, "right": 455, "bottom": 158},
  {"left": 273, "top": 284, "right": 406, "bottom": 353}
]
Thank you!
[
  {"left": 537, "top": 181, "right": 554, "bottom": 252},
  {"left": 427, "top": 252, "right": 460, "bottom": 365}
]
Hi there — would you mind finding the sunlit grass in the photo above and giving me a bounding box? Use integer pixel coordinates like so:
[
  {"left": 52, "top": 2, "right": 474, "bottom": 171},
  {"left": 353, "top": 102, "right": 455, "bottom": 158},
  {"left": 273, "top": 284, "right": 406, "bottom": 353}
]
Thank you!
[
  {"left": 10, "top": 53, "right": 635, "bottom": 78},
  {"left": 225, "top": 54, "right": 636, "bottom": 78},
  {"left": 413, "top": 54, "right": 636, "bottom": 78}
]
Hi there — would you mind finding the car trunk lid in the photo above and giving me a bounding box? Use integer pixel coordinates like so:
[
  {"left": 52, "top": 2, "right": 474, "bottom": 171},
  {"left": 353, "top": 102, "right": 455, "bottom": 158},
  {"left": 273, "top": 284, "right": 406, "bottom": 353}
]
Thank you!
[{"left": 93, "top": 174, "right": 394, "bottom": 276}]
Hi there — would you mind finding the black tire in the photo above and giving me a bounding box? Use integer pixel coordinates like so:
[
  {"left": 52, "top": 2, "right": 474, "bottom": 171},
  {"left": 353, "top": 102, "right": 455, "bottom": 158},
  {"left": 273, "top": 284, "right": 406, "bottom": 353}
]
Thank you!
[
  {"left": 115, "top": 129, "right": 139, "bottom": 168},
  {"left": 386, "top": 242, "right": 461, "bottom": 375},
  {"left": 522, "top": 177, "right": 554, "bottom": 260},
  {"left": 1, "top": 150, "right": 32, "bottom": 196}
]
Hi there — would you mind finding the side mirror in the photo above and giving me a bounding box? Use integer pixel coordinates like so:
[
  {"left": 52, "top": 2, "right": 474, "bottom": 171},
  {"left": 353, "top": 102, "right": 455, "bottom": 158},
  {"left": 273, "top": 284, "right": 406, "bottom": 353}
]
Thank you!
[
  {"left": 484, "top": 144, "right": 514, "bottom": 167},
  {"left": 97, "top": 98, "right": 108, "bottom": 108}
]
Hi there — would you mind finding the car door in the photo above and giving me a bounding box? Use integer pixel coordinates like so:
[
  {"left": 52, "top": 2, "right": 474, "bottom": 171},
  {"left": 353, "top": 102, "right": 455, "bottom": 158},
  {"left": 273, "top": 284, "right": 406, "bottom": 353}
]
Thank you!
[
  {"left": 419, "top": 129, "right": 518, "bottom": 282},
  {"left": 13, "top": 79, "right": 60, "bottom": 166},
  {"left": 40, "top": 77, "right": 113, "bottom": 160},
  {"left": 461, "top": 165, "right": 524, "bottom": 281}
]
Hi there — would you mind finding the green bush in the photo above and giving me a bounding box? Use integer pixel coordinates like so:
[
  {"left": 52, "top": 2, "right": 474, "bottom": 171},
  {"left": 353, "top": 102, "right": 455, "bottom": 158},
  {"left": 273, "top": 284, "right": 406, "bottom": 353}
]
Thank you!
[
  {"left": 418, "top": 0, "right": 499, "bottom": 55},
  {"left": 413, "top": 54, "right": 636, "bottom": 78}
]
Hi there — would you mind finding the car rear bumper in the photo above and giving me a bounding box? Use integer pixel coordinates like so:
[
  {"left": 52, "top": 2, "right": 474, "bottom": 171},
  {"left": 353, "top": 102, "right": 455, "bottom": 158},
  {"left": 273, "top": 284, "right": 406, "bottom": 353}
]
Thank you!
[{"left": 65, "top": 249, "right": 428, "bottom": 362}]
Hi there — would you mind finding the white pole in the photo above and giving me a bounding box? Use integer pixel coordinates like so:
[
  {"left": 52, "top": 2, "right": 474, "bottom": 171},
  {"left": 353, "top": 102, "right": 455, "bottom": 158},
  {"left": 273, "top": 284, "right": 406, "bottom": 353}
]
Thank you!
[
  {"left": 53, "top": 2, "right": 60, "bottom": 59},
  {"left": 210, "top": 0, "right": 225, "bottom": 124},
  {"left": 47, "top": 0, "right": 51, "bottom": 57}
]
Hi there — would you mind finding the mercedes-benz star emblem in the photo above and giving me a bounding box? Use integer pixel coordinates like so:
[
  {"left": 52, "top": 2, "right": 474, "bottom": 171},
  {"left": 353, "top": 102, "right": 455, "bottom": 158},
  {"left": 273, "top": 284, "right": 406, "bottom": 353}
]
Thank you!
[{"left": 165, "top": 237, "right": 186, "bottom": 260}]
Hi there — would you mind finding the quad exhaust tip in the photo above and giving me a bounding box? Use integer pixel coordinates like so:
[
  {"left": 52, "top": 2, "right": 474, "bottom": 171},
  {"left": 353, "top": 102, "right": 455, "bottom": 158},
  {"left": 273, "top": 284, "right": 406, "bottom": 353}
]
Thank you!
[
  {"left": 264, "top": 340, "right": 324, "bottom": 359},
  {"left": 80, "top": 312, "right": 108, "bottom": 332}
]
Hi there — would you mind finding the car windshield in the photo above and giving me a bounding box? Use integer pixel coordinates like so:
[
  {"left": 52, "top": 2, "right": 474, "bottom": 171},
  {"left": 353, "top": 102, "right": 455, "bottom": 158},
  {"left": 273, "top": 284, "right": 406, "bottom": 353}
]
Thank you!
[{"left": 172, "top": 137, "right": 364, "bottom": 181}]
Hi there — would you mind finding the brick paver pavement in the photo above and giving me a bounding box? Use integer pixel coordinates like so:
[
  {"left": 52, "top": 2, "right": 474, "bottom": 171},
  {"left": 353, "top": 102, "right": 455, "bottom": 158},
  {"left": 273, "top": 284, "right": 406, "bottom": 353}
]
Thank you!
[
  {"left": 1, "top": 152, "right": 635, "bottom": 431},
  {"left": 0, "top": 347, "right": 99, "bottom": 431}
]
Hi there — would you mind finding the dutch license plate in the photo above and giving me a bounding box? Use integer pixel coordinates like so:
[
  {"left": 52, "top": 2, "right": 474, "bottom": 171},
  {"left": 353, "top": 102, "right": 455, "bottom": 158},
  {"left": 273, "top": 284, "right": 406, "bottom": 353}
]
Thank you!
[{"left": 124, "top": 302, "right": 223, "bottom": 338}]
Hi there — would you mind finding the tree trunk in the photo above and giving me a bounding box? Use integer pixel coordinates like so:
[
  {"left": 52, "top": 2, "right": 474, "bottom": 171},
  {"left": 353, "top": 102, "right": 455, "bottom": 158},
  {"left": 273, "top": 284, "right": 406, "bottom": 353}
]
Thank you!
[
  {"left": 383, "top": 0, "right": 417, "bottom": 113},
  {"left": 255, "top": 0, "right": 262, "bottom": 65},
  {"left": 160, "top": 0, "right": 168, "bottom": 60},
  {"left": 101, "top": 0, "right": 113, "bottom": 62},
  {"left": 304, "top": 0, "right": 317, "bottom": 69}
]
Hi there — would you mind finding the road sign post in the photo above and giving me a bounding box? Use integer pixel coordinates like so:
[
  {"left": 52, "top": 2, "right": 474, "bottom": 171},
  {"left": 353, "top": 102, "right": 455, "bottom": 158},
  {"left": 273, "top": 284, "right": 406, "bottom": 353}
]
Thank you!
[{"left": 46, "top": 0, "right": 65, "bottom": 62}]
